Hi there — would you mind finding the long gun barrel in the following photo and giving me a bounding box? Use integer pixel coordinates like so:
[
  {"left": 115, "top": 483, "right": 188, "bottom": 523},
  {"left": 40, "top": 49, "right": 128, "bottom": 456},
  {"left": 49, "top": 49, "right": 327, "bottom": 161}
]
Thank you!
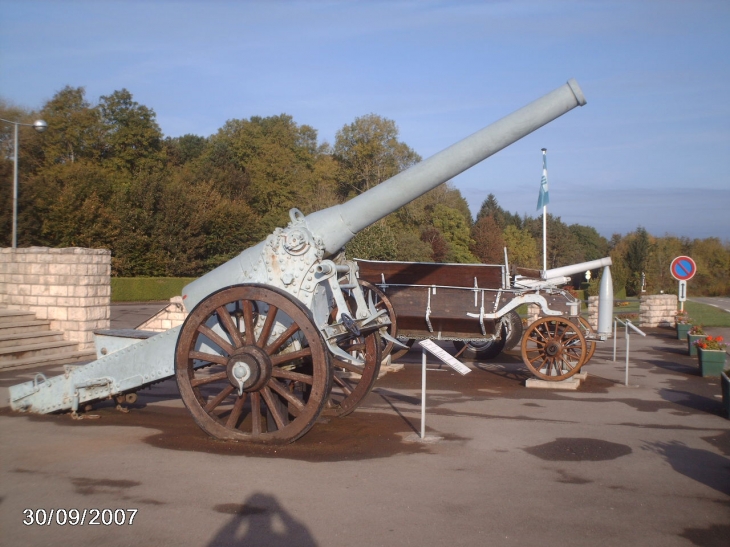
[
  {"left": 308, "top": 79, "right": 586, "bottom": 253},
  {"left": 183, "top": 79, "right": 587, "bottom": 309}
]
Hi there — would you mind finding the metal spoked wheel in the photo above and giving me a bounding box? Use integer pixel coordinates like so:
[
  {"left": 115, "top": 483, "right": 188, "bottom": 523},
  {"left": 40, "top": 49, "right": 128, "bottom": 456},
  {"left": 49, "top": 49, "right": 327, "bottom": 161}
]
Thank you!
[
  {"left": 325, "top": 281, "right": 383, "bottom": 417},
  {"left": 359, "top": 280, "right": 397, "bottom": 359},
  {"left": 327, "top": 329, "right": 382, "bottom": 417},
  {"left": 175, "top": 284, "right": 332, "bottom": 444},
  {"left": 521, "top": 316, "right": 587, "bottom": 381}
]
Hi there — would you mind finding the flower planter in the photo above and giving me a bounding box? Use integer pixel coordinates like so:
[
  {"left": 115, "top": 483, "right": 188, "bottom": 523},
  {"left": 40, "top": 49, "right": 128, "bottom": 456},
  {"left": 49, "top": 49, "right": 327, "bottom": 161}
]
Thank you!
[
  {"left": 697, "top": 347, "right": 727, "bottom": 377},
  {"left": 722, "top": 371, "right": 730, "bottom": 419},
  {"left": 688, "top": 334, "right": 705, "bottom": 357},
  {"left": 676, "top": 323, "right": 691, "bottom": 340}
]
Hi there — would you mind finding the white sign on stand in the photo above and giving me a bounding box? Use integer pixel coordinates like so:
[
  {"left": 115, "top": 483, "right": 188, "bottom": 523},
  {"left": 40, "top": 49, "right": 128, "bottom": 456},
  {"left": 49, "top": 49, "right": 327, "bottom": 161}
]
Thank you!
[
  {"left": 417, "top": 340, "right": 471, "bottom": 440},
  {"left": 419, "top": 339, "right": 472, "bottom": 375}
]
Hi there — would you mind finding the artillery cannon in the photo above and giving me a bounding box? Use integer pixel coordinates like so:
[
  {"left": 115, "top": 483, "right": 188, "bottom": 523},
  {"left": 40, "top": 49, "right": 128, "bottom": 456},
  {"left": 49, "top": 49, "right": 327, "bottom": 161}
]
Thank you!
[
  {"left": 356, "top": 255, "right": 614, "bottom": 380},
  {"left": 10, "top": 79, "right": 588, "bottom": 443}
]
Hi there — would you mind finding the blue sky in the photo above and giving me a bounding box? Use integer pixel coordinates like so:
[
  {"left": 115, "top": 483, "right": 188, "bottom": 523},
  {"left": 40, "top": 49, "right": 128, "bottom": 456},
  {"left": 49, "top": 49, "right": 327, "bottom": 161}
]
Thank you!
[{"left": 1, "top": 0, "right": 728, "bottom": 240}]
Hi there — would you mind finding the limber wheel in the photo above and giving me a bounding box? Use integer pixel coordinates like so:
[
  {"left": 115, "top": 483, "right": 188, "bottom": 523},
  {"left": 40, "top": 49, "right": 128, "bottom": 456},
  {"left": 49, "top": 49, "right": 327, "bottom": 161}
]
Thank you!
[
  {"left": 521, "top": 316, "right": 587, "bottom": 381},
  {"left": 578, "top": 316, "right": 597, "bottom": 364},
  {"left": 452, "top": 310, "right": 522, "bottom": 360},
  {"left": 359, "top": 280, "right": 397, "bottom": 359},
  {"left": 502, "top": 310, "right": 525, "bottom": 351},
  {"left": 452, "top": 337, "right": 506, "bottom": 360},
  {"left": 175, "top": 284, "right": 332, "bottom": 444}
]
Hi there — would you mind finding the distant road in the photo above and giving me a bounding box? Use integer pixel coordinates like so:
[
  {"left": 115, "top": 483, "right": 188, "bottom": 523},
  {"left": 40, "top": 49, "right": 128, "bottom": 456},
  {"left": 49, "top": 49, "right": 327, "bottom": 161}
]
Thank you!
[{"left": 689, "top": 296, "right": 730, "bottom": 313}]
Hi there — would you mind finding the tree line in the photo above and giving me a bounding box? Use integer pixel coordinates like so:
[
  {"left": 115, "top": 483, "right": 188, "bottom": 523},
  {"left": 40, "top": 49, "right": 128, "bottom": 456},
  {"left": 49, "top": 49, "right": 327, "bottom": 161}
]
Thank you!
[{"left": 1, "top": 87, "right": 727, "bottom": 296}]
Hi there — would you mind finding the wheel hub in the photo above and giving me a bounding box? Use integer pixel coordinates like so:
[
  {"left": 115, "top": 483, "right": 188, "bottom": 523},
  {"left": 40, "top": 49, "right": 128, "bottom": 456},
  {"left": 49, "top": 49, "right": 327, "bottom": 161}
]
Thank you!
[
  {"left": 545, "top": 340, "right": 561, "bottom": 357},
  {"left": 226, "top": 346, "right": 272, "bottom": 394}
]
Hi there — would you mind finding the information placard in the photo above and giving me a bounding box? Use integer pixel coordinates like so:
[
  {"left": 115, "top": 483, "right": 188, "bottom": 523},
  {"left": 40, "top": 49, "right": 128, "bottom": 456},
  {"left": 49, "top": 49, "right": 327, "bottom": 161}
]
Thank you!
[{"left": 419, "top": 340, "right": 471, "bottom": 375}]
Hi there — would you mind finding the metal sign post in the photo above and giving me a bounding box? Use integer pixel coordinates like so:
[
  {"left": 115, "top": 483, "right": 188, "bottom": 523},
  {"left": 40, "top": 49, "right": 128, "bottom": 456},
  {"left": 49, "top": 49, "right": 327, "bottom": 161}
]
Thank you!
[
  {"left": 670, "top": 256, "right": 696, "bottom": 312},
  {"left": 418, "top": 340, "right": 471, "bottom": 440}
]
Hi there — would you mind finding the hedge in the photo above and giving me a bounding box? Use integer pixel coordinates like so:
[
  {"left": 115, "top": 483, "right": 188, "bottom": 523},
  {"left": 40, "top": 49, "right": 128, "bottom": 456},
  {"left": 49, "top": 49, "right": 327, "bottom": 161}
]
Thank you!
[{"left": 111, "top": 277, "right": 198, "bottom": 302}]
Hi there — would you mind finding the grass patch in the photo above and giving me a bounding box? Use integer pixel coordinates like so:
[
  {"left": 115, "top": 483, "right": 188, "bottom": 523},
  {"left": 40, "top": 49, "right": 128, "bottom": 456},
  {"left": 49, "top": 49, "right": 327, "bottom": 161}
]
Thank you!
[
  {"left": 684, "top": 301, "right": 730, "bottom": 327},
  {"left": 112, "top": 277, "right": 198, "bottom": 302}
]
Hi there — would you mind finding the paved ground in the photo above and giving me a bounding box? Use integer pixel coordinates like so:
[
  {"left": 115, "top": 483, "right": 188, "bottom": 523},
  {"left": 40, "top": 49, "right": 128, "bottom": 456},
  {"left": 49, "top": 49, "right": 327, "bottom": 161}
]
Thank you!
[
  {"left": 109, "top": 301, "right": 169, "bottom": 329},
  {"left": 0, "top": 305, "right": 728, "bottom": 546}
]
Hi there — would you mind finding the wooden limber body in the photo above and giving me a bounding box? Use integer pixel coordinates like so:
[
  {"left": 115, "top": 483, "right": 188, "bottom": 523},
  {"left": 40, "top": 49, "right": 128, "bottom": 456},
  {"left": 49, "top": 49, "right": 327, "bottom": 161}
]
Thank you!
[{"left": 356, "top": 259, "right": 513, "bottom": 341}]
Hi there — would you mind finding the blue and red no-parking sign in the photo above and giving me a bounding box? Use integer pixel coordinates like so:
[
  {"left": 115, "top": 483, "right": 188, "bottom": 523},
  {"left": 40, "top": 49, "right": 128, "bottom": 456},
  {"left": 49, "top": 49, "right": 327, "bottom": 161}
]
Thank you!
[{"left": 670, "top": 256, "right": 696, "bottom": 281}]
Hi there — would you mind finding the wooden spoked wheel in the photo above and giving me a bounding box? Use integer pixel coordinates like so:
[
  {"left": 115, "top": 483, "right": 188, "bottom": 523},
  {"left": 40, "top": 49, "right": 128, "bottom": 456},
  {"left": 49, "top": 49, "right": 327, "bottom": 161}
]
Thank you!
[
  {"left": 521, "top": 317, "right": 587, "bottom": 381},
  {"left": 358, "top": 280, "right": 397, "bottom": 359},
  {"left": 175, "top": 284, "right": 332, "bottom": 444},
  {"left": 577, "top": 316, "right": 597, "bottom": 364}
]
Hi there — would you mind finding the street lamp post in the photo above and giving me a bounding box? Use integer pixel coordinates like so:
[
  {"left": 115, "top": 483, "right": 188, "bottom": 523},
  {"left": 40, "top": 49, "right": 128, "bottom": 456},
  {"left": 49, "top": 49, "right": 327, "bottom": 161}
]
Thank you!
[{"left": 1, "top": 118, "right": 48, "bottom": 248}]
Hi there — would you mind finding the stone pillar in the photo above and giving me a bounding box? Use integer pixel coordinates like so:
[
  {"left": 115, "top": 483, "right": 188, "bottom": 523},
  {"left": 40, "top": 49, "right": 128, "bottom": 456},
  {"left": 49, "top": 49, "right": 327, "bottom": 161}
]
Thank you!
[
  {"left": 639, "top": 294, "right": 678, "bottom": 328},
  {"left": 526, "top": 303, "right": 541, "bottom": 325},
  {"left": 0, "top": 247, "right": 111, "bottom": 349}
]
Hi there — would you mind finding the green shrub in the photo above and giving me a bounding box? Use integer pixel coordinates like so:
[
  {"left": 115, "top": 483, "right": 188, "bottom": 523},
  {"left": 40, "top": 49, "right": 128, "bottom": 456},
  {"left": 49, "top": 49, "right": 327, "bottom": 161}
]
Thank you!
[{"left": 111, "top": 277, "right": 198, "bottom": 302}]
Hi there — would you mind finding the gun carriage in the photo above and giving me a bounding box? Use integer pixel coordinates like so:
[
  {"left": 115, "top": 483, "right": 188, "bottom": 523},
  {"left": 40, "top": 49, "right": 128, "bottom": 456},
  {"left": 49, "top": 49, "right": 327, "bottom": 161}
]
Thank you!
[
  {"left": 10, "top": 79, "right": 595, "bottom": 444},
  {"left": 356, "top": 255, "right": 614, "bottom": 380}
]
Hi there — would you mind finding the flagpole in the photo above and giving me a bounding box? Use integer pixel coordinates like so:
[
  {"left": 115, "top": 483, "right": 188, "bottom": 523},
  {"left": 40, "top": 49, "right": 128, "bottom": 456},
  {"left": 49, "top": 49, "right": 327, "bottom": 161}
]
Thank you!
[{"left": 541, "top": 148, "right": 547, "bottom": 272}]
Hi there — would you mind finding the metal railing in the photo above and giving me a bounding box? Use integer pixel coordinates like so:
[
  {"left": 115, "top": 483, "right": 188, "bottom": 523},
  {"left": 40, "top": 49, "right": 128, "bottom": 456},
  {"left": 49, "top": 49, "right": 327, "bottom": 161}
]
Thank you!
[{"left": 613, "top": 317, "right": 647, "bottom": 386}]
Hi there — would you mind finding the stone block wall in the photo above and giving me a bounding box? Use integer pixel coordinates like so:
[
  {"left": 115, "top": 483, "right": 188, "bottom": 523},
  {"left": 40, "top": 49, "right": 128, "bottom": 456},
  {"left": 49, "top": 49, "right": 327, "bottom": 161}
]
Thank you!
[
  {"left": 639, "top": 294, "right": 677, "bottom": 327},
  {"left": 137, "top": 296, "right": 188, "bottom": 332},
  {"left": 0, "top": 247, "right": 111, "bottom": 349}
]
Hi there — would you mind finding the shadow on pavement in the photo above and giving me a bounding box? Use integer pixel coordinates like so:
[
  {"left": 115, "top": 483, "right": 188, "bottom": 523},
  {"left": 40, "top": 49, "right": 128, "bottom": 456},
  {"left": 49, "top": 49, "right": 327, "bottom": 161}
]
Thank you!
[
  {"left": 644, "top": 440, "right": 730, "bottom": 497},
  {"left": 209, "top": 492, "right": 318, "bottom": 547}
]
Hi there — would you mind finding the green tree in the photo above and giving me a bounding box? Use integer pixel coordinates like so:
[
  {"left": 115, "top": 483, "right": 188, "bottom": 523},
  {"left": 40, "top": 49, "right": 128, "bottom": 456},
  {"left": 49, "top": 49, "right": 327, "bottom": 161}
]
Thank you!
[
  {"left": 39, "top": 86, "right": 105, "bottom": 166},
  {"left": 333, "top": 113, "right": 421, "bottom": 197},
  {"left": 164, "top": 134, "right": 208, "bottom": 167},
  {"left": 98, "top": 89, "right": 165, "bottom": 176},
  {"left": 208, "top": 114, "right": 321, "bottom": 232},
  {"left": 503, "top": 225, "right": 539, "bottom": 268},
  {"left": 345, "top": 220, "right": 398, "bottom": 261},
  {"left": 431, "top": 203, "right": 477, "bottom": 263},
  {"left": 645, "top": 235, "right": 683, "bottom": 294},
  {"left": 568, "top": 224, "right": 610, "bottom": 262},
  {"left": 35, "top": 162, "right": 121, "bottom": 248},
  {"left": 475, "top": 193, "right": 521, "bottom": 230},
  {"left": 525, "top": 214, "right": 584, "bottom": 269},
  {"left": 624, "top": 226, "right": 653, "bottom": 295},
  {"left": 689, "top": 237, "right": 730, "bottom": 296}
]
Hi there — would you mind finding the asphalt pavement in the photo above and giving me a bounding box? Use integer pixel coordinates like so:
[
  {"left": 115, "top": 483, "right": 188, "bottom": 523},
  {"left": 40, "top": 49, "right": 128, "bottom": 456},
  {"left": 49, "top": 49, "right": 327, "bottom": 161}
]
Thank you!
[{"left": 0, "top": 305, "right": 728, "bottom": 547}]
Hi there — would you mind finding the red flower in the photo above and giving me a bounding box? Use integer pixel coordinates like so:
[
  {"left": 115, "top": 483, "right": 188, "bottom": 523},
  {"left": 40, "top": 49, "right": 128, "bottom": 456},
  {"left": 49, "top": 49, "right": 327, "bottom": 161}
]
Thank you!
[{"left": 717, "top": 336, "right": 724, "bottom": 343}]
